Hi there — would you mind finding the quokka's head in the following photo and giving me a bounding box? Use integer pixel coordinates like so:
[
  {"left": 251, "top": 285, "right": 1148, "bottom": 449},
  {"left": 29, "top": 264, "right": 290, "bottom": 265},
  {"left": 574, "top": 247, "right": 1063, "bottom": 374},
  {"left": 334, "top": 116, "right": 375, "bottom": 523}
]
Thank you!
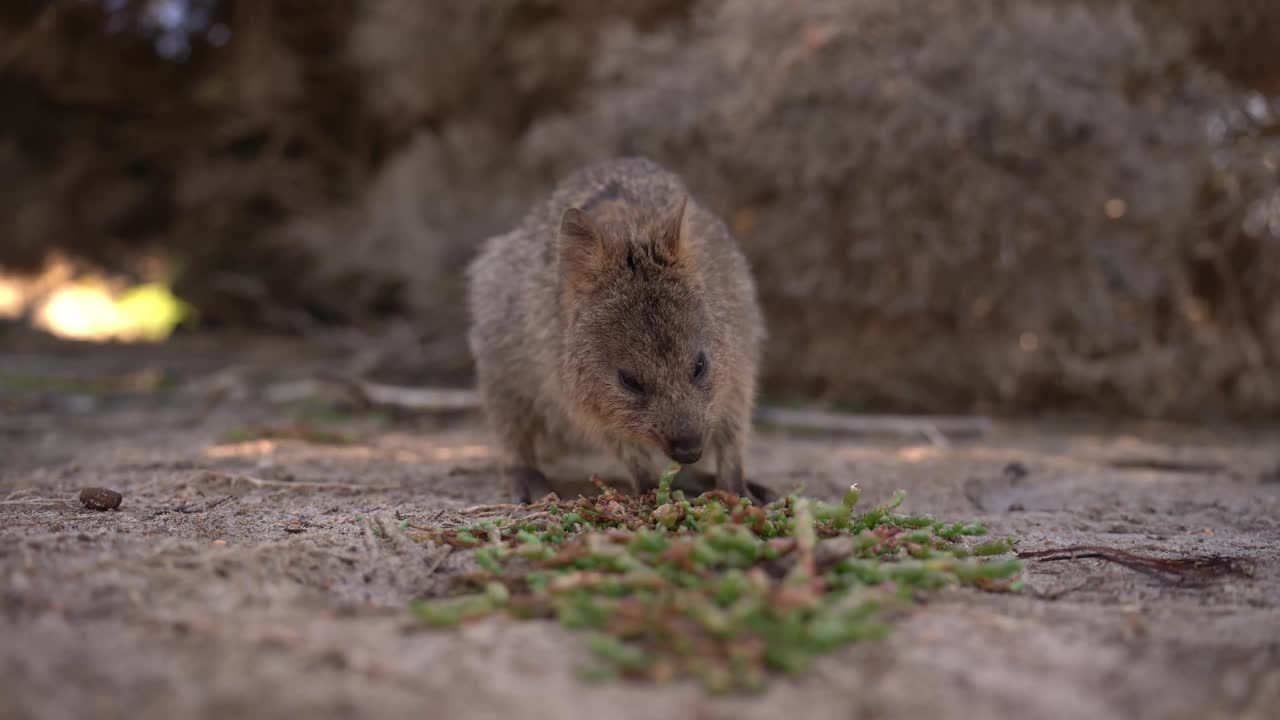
[{"left": 556, "top": 196, "right": 719, "bottom": 465}]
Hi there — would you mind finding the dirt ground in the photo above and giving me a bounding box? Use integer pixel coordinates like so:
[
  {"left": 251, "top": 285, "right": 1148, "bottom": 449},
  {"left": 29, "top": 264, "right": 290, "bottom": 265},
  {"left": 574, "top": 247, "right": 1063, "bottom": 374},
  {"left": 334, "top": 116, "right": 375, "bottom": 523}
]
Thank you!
[{"left": 2, "top": 333, "right": 1278, "bottom": 720}]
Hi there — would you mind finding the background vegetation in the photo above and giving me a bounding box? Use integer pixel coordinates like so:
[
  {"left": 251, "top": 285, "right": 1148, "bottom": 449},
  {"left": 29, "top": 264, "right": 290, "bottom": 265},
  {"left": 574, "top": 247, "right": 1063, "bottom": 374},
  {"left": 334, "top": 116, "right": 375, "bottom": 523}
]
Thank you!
[{"left": 3, "top": 0, "right": 1279, "bottom": 419}]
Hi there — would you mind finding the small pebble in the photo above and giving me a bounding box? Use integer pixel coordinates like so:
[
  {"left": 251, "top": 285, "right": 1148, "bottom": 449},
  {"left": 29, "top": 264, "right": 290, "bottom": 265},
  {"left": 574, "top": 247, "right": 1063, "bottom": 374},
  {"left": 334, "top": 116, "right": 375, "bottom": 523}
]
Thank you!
[{"left": 79, "top": 487, "right": 123, "bottom": 511}]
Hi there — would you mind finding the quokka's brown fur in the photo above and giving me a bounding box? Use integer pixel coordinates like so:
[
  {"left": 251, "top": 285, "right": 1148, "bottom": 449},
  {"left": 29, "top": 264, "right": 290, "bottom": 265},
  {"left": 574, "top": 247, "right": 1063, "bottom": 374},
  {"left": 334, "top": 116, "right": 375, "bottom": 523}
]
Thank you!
[{"left": 466, "top": 157, "right": 766, "bottom": 502}]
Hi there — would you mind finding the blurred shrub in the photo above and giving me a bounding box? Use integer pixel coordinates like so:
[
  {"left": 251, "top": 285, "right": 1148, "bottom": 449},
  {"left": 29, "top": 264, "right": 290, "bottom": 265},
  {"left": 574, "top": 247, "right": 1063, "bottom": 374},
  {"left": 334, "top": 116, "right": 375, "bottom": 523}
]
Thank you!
[
  {"left": 348, "top": 0, "right": 692, "bottom": 139},
  {"left": 2, "top": 0, "right": 1279, "bottom": 417},
  {"left": 1124, "top": 0, "right": 1280, "bottom": 93},
  {"left": 520, "top": 0, "right": 1280, "bottom": 417}
]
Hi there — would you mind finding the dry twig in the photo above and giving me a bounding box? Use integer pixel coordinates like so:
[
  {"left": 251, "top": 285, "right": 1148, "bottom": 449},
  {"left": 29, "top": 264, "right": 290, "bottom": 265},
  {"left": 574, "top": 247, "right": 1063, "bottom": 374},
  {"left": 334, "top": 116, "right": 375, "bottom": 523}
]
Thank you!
[
  {"left": 1017, "top": 545, "right": 1251, "bottom": 586},
  {"left": 191, "top": 471, "right": 395, "bottom": 493},
  {"left": 313, "top": 373, "right": 480, "bottom": 414},
  {"left": 755, "top": 407, "right": 992, "bottom": 446}
]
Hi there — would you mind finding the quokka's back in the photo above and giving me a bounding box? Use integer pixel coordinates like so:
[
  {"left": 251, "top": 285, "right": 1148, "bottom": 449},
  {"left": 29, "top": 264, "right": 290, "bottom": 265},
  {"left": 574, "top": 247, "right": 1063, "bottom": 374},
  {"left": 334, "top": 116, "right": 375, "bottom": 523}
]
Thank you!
[{"left": 467, "top": 157, "right": 765, "bottom": 503}]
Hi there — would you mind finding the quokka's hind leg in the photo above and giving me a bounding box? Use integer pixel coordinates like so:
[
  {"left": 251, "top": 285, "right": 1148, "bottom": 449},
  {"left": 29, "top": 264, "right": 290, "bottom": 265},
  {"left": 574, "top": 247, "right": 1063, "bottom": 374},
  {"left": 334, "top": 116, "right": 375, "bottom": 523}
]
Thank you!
[
  {"left": 479, "top": 381, "right": 555, "bottom": 503},
  {"left": 509, "top": 466, "right": 554, "bottom": 504}
]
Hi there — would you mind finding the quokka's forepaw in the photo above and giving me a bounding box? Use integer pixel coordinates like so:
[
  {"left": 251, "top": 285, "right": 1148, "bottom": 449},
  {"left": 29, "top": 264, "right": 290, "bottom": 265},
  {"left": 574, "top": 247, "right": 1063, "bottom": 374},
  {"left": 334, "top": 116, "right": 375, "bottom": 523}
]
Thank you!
[
  {"left": 677, "top": 465, "right": 777, "bottom": 506},
  {"left": 511, "top": 466, "right": 554, "bottom": 504},
  {"left": 745, "top": 480, "right": 779, "bottom": 506}
]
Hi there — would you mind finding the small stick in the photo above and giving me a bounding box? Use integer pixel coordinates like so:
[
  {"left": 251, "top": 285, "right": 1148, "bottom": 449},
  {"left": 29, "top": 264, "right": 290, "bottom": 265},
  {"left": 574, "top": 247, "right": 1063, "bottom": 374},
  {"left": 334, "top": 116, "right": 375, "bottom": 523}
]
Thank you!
[
  {"left": 754, "top": 408, "right": 991, "bottom": 446},
  {"left": 191, "top": 471, "right": 395, "bottom": 492},
  {"left": 1017, "top": 545, "right": 1250, "bottom": 585},
  {"left": 312, "top": 373, "right": 481, "bottom": 413},
  {"left": 1104, "top": 458, "right": 1229, "bottom": 475}
]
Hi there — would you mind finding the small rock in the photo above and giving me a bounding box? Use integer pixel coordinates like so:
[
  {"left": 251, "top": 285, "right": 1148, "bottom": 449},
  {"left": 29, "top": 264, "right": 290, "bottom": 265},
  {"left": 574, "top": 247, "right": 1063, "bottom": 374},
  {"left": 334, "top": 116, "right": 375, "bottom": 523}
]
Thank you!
[
  {"left": 79, "top": 487, "right": 123, "bottom": 511},
  {"left": 1002, "top": 461, "right": 1029, "bottom": 481}
]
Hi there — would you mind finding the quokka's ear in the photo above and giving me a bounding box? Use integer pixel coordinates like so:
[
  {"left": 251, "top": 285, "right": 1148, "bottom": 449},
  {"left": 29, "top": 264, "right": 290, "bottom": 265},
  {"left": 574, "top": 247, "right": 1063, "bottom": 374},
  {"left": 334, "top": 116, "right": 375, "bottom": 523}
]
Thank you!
[
  {"left": 559, "top": 207, "right": 605, "bottom": 279},
  {"left": 654, "top": 195, "right": 689, "bottom": 265}
]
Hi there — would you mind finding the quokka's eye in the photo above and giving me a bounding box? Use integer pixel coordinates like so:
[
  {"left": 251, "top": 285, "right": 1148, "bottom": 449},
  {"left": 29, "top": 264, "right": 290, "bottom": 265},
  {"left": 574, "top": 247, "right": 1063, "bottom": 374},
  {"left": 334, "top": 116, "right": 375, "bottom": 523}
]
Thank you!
[
  {"left": 618, "top": 370, "right": 645, "bottom": 395},
  {"left": 692, "top": 352, "right": 708, "bottom": 382}
]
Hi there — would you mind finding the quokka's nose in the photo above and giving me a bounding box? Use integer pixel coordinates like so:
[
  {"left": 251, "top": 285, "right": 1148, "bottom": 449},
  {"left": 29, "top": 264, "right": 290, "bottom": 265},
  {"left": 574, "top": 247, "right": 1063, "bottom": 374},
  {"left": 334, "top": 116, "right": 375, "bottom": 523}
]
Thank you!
[{"left": 666, "top": 436, "right": 703, "bottom": 465}]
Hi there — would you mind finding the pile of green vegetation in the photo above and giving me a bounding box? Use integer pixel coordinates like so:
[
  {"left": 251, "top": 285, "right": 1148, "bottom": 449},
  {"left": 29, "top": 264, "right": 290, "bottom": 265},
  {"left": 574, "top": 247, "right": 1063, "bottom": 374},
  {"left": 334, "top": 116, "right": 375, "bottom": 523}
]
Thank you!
[{"left": 411, "top": 466, "right": 1023, "bottom": 692}]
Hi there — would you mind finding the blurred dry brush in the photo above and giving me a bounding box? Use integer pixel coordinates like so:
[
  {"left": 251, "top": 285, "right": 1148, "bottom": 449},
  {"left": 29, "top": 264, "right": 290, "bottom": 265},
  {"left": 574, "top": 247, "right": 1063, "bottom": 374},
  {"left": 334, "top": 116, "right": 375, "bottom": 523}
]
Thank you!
[{"left": 2, "top": 0, "right": 1279, "bottom": 419}]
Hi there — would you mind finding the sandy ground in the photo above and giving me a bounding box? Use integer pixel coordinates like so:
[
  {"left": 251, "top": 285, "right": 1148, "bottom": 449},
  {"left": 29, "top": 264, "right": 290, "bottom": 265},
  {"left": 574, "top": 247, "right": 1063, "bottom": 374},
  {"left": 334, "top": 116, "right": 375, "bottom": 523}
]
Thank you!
[{"left": 2, "top": 334, "right": 1278, "bottom": 720}]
